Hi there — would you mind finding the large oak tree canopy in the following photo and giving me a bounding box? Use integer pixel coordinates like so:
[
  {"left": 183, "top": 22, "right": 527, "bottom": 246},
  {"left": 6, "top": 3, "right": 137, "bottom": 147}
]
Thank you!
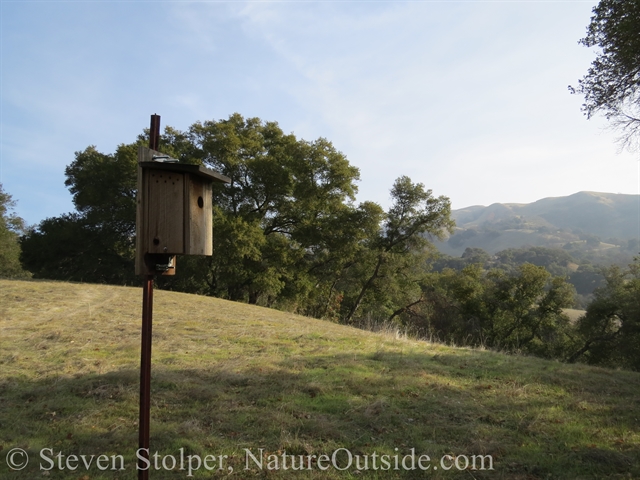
[
  {"left": 21, "top": 114, "right": 454, "bottom": 322},
  {"left": 571, "top": 0, "right": 640, "bottom": 149}
]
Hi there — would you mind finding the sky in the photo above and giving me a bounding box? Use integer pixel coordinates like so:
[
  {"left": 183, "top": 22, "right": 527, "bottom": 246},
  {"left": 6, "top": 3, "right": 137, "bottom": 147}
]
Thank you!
[{"left": 2, "top": 0, "right": 639, "bottom": 227}]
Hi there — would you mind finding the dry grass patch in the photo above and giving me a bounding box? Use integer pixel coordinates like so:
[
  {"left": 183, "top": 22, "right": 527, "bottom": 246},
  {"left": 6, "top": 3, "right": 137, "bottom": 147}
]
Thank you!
[{"left": 1, "top": 279, "right": 640, "bottom": 479}]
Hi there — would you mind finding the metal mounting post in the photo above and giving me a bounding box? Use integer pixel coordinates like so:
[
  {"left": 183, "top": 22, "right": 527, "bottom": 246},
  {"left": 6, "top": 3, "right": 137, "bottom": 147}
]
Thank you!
[
  {"left": 138, "top": 114, "right": 160, "bottom": 480},
  {"left": 138, "top": 274, "right": 153, "bottom": 479}
]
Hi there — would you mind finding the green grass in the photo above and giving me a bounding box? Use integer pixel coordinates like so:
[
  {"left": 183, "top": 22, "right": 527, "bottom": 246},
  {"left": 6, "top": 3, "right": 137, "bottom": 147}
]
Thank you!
[{"left": 1, "top": 279, "right": 639, "bottom": 479}]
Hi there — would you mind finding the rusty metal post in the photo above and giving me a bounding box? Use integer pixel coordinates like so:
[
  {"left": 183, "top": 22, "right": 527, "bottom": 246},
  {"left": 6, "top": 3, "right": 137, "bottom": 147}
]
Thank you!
[
  {"left": 149, "top": 114, "right": 160, "bottom": 151},
  {"left": 138, "top": 275, "right": 154, "bottom": 479},
  {"left": 138, "top": 114, "right": 160, "bottom": 480}
]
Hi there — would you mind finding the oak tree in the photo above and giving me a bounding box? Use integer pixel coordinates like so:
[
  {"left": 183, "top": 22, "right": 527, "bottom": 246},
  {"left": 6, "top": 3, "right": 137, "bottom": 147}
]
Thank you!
[{"left": 570, "top": 0, "right": 640, "bottom": 150}]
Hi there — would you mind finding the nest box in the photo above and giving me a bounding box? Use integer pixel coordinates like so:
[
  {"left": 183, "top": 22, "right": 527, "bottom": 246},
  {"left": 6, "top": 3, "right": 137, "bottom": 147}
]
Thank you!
[{"left": 135, "top": 146, "right": 230, "bottom": 275}]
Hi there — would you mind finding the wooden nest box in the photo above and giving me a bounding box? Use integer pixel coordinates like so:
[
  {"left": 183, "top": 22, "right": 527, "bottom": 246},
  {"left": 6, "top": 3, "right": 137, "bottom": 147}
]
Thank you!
[{"left": 135, "top": 146, "right": 230, "bottom": 275}]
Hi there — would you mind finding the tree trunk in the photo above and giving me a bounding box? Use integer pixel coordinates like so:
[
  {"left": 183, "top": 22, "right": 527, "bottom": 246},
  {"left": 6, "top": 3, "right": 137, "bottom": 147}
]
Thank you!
[{"left": 344, "top": 255, "right": 383, "bottom": 324}]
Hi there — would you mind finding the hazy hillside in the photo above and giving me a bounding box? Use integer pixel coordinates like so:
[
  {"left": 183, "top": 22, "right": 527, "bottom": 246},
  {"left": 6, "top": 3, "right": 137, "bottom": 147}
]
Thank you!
[
  {"left": 437, "top": 191, "right": 640, "bottom": 257},
  {"left": 1, "top": 279, "right": 640, "bottom": 479}
]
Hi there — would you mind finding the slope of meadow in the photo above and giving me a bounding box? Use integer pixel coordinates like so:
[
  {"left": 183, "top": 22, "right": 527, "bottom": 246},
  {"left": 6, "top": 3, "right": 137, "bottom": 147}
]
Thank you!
[{"left": 1, "top": 279, "right": 639, "bottom": 479}]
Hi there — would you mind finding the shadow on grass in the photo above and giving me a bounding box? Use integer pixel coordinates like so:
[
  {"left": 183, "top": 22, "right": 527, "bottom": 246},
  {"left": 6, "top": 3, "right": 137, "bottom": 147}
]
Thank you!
[{"left": 2, "top": 351, "right": 640, "bottom": 479}]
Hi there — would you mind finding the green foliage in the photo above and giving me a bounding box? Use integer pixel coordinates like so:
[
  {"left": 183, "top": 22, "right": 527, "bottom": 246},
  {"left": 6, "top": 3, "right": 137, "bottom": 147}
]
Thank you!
[
  {"left": 571, "top": 0, "right": 640, "bottom": 150},
  {"left": 0, "top": 183, "right": 29, "bottom": 278},
  {"left": 432, "top": 247, "right": 488, "bottom": 272},
  {"left": 341, "top": 176, "right": 454, "bottom": 323},
  {"left": 460, "top": 246, "right": 491, "bottom": 265},
  {"left": 21, "top": 144, "right": 141, "bottom": 284},
  {"left": 411, "top": 264, "right": 487, "bottom": 342},
  {"left": 569, "top": 263, "right": 605, "bottom": 296},
  {"left": 20, "top": 213, "right": 136, "bottom": 284},
  {"left": 394, "top": 263, "right": 577, "bottom": 359},
  {"left": 434, "top": 245, "right": 608, "bottom": 303},
  {"left": 483, "top": 264, "right": 576, "bottom": 357},
  {"left": 64, "top": 144, "right": 139, "bottom": 235},
  {"left": 571, "top": 258, "right": 640, "bottom": 370},
  {"left": 184, "top": 114, "right": 385, "bottom": 313},
  {"left": 495, "top": 246, "right": 574, "bottom": 277}
]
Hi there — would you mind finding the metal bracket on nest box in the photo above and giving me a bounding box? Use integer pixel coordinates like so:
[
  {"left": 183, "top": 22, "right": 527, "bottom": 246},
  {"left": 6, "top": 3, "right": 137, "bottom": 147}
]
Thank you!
[{"left": 144, "top": 253, "right": 176, "bottom": 275}]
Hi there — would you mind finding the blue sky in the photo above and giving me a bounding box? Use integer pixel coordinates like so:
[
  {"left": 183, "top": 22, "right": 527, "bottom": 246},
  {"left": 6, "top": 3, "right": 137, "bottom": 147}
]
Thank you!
[{"left": 2, "top": 0, "right": 639, "bottom": 226}]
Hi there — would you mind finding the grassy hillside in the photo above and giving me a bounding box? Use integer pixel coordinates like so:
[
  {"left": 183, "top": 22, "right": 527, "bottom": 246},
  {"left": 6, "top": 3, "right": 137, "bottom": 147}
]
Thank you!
[{"left": 1, "top": 280, "right": 640, "bottom": 479}]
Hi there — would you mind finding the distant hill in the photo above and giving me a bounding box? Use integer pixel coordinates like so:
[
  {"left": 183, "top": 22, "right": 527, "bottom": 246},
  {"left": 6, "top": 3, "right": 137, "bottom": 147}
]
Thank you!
[{"left": 437, "top": 191, "right": 640, "bottom": 257}]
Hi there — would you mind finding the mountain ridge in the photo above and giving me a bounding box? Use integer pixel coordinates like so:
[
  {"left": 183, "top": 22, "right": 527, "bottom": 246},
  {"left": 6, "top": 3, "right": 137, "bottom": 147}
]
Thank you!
[{"left": 438, "top": 191, "right": 640, "bottom": 257}]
